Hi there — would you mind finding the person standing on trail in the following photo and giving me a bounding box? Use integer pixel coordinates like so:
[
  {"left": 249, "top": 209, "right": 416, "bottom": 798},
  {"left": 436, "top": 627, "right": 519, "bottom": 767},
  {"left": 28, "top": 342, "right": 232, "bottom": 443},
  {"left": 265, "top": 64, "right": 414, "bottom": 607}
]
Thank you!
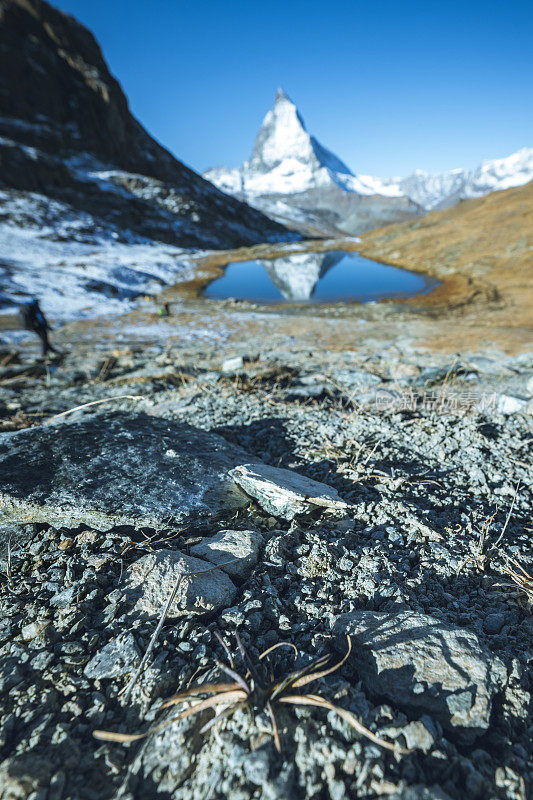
[{"left": 19, "top": 298, "right": 59, "bottom": 357}]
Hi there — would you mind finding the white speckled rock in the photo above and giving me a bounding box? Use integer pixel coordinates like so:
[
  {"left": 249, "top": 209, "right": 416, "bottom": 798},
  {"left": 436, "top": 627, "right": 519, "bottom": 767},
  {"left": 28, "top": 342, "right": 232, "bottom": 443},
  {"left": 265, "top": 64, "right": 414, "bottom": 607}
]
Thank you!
[
  {"left": 124, "top": 550, "right": 236, "bottom": 618},
  {"left": 84, "top": 632, "right": 140, "bottom": 680},
  {"left": 190, "top": 529, "right": 262, "bottom": 581},
  {"left": 230, "top": 462, "right": 349, "bottom": 520}
]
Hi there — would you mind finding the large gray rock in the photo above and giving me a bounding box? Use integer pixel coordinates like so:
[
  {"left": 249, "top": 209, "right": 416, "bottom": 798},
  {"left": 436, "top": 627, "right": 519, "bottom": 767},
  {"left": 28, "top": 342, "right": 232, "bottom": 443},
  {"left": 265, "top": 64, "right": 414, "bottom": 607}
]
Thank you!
[
  {"left": 0, "top": 412, "right": 257, "bottom": 531},
  {"left": 230, "top": 463, "right": 349, "bottom": 520},
  {"left": 189, "top": 529, "right": 262, "bottom": 581},
  {"left": 124, "top": 550, "right": 236, "bottom": 618},
  {"left": 331, "top": 610, "right": 507, "bottom": 743}
]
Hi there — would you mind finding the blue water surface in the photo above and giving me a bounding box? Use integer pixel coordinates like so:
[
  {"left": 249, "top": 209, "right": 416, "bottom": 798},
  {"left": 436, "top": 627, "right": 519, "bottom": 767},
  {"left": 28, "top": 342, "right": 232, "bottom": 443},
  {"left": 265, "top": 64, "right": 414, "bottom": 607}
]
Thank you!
[{"left": 203, "top": 251, "right": 438, "bottom": 304}]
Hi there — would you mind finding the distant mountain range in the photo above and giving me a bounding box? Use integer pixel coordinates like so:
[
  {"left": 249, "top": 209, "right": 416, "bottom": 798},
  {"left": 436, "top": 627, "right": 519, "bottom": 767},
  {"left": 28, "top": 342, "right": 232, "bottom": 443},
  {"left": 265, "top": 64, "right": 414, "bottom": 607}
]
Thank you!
[{"left": 205, "top": 90, "right": 533, "bottom": 235}]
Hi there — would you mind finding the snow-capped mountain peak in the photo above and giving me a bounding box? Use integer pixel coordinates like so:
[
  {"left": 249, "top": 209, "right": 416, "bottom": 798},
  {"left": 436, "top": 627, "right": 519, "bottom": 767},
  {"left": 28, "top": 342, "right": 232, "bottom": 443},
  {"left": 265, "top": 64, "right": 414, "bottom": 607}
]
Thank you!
[
  {"left": 398, "top": 146, "right": 533, "bottom": 210},
  {"left": 204, "top": 90, "right": 533, "bottom": 235},
  {"left": 250, "top": 89, "right": 314, "bottom": 169},
  {"left": 244, "top": 89, "right": 355, "bottom": 194}
]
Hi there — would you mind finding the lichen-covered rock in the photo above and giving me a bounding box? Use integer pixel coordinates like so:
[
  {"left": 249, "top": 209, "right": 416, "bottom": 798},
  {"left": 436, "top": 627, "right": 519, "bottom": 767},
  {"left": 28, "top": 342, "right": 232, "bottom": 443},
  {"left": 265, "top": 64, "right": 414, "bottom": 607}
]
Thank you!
[
  {"left": 190, "top": 529, "right": 262, "bottom": 581},
  {"left": 0, "top": 412, "right": 257, "bottom": 531},
  {"left": 124, "top": 550, "right": 236, "bottom": 618},
  {"left": 331, "top": 610, "right": 507, "bottom": 743},
  {"left": 230, "top": 462, "right": 349, "bottom": 520}
]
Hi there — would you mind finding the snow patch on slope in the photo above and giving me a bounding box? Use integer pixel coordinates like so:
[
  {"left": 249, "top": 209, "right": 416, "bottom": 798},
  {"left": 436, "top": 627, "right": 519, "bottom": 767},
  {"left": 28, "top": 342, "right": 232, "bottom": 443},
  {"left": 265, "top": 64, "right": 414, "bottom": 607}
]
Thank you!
[{"left": 0, "top": 190, "right": 193, "bottom": 335}]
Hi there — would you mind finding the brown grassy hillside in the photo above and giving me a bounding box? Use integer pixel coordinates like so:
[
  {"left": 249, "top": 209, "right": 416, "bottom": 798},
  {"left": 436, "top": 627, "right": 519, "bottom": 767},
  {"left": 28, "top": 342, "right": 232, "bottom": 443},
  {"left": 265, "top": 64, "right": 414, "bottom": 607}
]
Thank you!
[{"left": 360, "top": 181, "right": 533, "bottom": 314}]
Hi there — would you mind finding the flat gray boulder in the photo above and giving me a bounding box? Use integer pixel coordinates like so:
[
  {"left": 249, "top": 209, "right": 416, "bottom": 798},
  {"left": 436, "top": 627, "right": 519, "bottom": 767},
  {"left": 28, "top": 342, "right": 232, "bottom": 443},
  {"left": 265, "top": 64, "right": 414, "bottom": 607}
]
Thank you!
[
  {"left": 0, "top": 412, "right": 257, "bottom": 531},
  {"left": 331, "top": 610, "right": 507, "bottom": 743},
  {"left": 190, "top": 529, "right": 262, "bottom": 581},
  {"left": 230, "top": 463, "right": 349, "bottom": 520},
  {"left": 124, "top": 550, "right": 236, "bottom": 618}
]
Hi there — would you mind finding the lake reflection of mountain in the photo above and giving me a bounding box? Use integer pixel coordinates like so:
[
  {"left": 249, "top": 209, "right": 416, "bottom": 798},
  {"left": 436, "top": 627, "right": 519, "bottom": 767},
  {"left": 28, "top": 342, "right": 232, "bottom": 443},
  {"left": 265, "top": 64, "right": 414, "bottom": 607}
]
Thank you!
[
  {"left": 260, "top": 251, "right": 344, "bottom": 300},
  {"left": 203, "top": 250, "right": 439, "bottom": 304}
]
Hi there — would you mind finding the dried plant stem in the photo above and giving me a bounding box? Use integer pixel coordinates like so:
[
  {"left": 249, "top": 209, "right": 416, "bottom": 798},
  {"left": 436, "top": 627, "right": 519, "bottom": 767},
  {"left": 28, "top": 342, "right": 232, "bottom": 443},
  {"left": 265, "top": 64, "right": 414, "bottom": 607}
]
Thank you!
[
  {"left": 96, "top": 634, "right": 407, "bottom": 755},
  {"left": 121, "top": 558, "right": 240, "bottom": 703},
  {"left": 494, "top": 482, "right": 520, "bottom": 548},
  {"left": 45, "top": 395, "right": 144, "bottom": 423},
  {"left": 95, "top": 690, "right": 246, "bottom": 743},
  {"left": 279, "top": 694, "right": 400, "bottom": 752}
]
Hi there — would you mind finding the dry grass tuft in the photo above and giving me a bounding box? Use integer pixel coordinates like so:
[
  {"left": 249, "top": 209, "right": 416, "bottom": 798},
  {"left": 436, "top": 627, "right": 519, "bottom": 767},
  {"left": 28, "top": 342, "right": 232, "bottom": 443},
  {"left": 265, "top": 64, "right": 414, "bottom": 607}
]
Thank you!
[
  {"left": 94, "top": 633, "right": 408, "bottom": 755},
  {"left": 498, "top": 554, "right": 533, "bottom": 605}
]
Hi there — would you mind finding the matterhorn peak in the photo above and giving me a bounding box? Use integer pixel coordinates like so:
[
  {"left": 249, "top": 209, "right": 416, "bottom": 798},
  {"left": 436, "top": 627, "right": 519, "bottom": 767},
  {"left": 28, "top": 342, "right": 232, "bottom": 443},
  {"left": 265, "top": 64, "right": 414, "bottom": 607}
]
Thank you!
[
  {"left": 275, "top": 87, "right": 293, "bottom": 104},
  {"left": 248, "top": 89, "right": 353, "bottom": 185},
  {"left": 249, "top": 89, "right": 311, "bottom": 171},
  {"left": 204, "top": 91, "right": 533, "bottom": 236}
]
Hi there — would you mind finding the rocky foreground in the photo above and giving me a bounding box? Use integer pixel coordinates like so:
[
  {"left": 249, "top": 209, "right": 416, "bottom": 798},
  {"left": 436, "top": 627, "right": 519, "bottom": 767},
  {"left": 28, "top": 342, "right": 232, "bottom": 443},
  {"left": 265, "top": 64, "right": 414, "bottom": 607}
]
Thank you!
[{"left": 0, "top": 329, "right": 532, "bottom": 800}]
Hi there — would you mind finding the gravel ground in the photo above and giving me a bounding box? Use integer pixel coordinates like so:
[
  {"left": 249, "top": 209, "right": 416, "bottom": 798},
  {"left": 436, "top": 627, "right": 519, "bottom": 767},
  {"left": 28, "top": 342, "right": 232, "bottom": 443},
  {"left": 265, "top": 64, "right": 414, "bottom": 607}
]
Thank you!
[{"left": 0, "top": 331, "right": 531, "bottom": 800}]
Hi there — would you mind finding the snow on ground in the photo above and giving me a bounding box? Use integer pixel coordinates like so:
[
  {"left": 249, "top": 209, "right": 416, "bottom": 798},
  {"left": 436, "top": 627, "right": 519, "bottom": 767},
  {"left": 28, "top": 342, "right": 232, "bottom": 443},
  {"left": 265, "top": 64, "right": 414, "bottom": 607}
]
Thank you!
[{"left": 0, "top": 190, "right": 195, "bottom": 340}]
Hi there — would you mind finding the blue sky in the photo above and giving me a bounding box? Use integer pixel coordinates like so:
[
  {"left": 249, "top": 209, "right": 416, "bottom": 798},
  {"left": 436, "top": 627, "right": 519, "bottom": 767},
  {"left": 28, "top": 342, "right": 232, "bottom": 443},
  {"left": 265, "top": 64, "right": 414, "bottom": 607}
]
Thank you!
[{"left": 53, "top": 0, "right": 532, "bottom": 177}]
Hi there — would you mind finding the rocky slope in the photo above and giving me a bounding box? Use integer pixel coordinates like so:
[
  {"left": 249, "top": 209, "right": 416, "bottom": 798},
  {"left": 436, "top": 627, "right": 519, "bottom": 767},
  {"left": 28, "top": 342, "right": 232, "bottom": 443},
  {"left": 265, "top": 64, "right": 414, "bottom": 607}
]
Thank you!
[
  {"left": 205, "top": 90, "right": 533, "bottom": 234},
  {"left": 0, "top": 0, "right": 292, "bottom": 319},
  {"left": 0, "top": 321, "right": 531, "bottom": 800}
]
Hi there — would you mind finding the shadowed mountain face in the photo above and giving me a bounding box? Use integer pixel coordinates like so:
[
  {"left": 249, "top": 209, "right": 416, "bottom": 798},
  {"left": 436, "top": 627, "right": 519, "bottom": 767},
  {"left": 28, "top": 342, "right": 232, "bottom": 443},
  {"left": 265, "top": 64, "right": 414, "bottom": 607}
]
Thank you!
[{"left": 0, "top": 0, "right": 291, "bottom": 249}]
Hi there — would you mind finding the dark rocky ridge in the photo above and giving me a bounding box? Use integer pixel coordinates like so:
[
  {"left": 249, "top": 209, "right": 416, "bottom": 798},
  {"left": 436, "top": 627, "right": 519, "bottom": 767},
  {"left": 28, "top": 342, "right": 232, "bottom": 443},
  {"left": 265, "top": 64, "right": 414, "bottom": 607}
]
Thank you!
[{"left": 0, "top": 0, "right": 292, "bottom": 248}]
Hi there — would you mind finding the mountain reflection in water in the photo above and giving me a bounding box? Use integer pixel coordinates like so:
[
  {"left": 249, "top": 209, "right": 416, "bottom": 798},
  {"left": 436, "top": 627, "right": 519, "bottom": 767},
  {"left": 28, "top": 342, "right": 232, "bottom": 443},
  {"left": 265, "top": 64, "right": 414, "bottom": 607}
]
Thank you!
[{"left": 204, "top": 250, "right": 439, "bottom": 304}]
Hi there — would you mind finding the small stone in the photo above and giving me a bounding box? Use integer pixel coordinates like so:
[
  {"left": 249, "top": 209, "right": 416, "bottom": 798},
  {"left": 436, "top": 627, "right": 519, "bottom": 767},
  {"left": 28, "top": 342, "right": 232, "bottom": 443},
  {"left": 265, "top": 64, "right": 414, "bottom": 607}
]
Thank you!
[
  {"left": 401, "top": 716, "right": 437, "bottom": 753},
  {"left": 0, "top": 755, "right": 53, "bottom": 800},
  {"left": 124, "top": 550, "right": 236, "bottom": 618},
  {"left": 230, "top": 462, "right": 349, "bottom": 520},
  {"left": 331, "top": 610, "right": 507, "bottom": 742},
  {"left": 21, "top": 621, "right": 50, "bottom": 641},
  {"left": 483, "top": 612, "right": 506, "bottom": 635},
  {"left": 465, "top": 770, "right": 486, "bottom": 798},
  {"left": 84, "top": 632, "right": 140, "bottom": 680},
  {"left": 30, "top": 651, "right": 54, "bottom": 671},
  {"left": 389, "top": 363, "right": 421, "bottom": 379},
  {"left": 220, "top": 606, "right": 245, "bottom": 626},
  {"left": 466, "top": 357, "right": 513, "bottom": 376},
  {"left": 222, "top": 356, "right": 244, "bottom": 372},
  {"left": 76, "top": 531, "right": 100, "bottom": 546},
  {"left": 49, "top": 586, "right": 77, "bottom": 608},
  {"left": 189, "top": 529, "right": 262, "bottom": 580},
  {"left": 331, "top": 369, "right": 381, "bottom": 388},
  {"left": 0, "top": 523, "right": 35, "bottom": 571},
  {"left": 243, "top": 749, "right": 271, "bottom": 785},
  {"left": 494, "top": 395, "right": 527, "bottom": 414}
]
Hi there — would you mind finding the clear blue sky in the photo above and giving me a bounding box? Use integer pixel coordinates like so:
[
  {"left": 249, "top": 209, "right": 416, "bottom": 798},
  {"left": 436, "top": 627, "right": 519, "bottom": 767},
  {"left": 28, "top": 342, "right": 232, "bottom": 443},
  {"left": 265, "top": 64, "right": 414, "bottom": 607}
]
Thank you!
[{"left": 53, "top": 0, "right": 533, "bottom": 177}]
